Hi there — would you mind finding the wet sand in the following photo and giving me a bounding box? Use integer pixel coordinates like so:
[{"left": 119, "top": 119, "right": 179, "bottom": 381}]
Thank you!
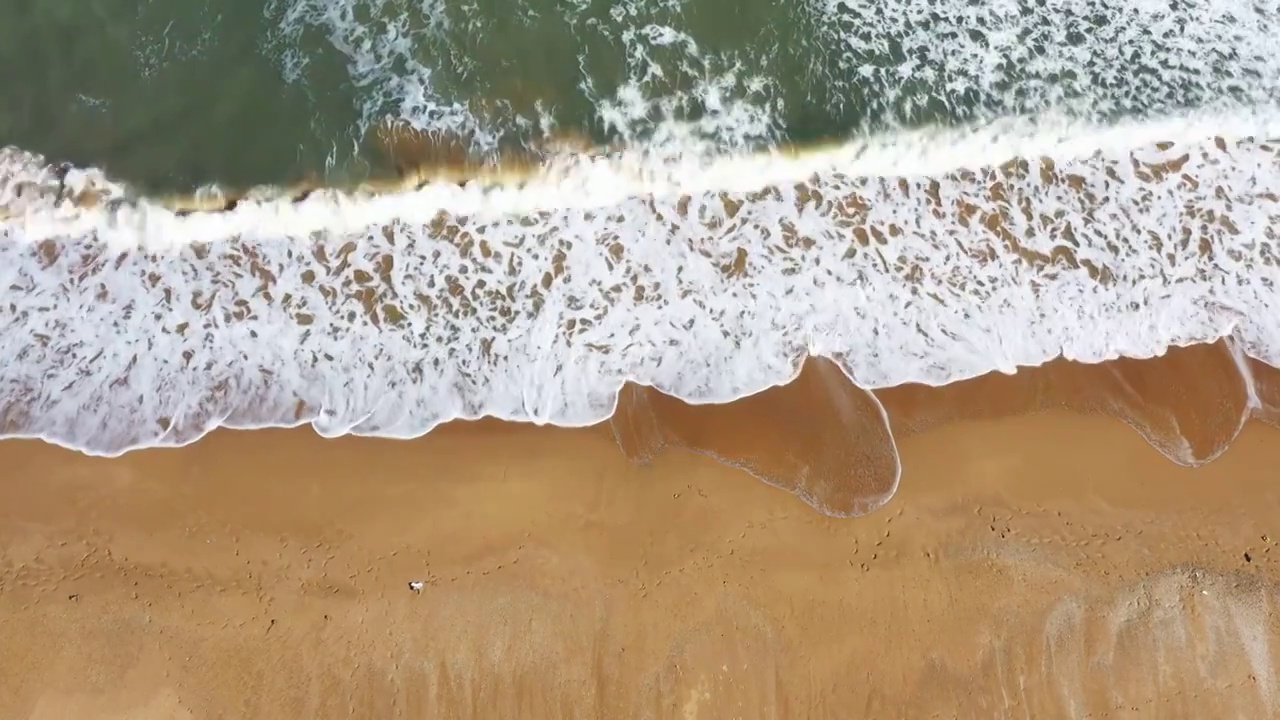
[{"left": 3, "top": 344, "right": 1280, "bottom": 718}]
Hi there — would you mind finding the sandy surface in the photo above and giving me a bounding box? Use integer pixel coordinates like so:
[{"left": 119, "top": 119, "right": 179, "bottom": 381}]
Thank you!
[{"left": 3, "top": 346, "right": 1280, "bottom": 719}]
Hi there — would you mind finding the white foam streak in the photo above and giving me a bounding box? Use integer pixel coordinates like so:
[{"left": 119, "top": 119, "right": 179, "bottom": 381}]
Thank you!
[{"left": 13, "top": 110, "right": 1280, "bottom": 251}]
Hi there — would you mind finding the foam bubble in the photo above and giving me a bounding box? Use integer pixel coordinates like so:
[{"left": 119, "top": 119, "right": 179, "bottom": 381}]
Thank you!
[{"left": 2, "top": 111, "right": 1279, "bottom": 462}]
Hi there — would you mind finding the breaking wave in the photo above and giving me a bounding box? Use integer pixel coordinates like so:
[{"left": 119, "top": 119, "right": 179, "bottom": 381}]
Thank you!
[{"left": 2, "top": 110, "right": 1279, "bottom": 476}]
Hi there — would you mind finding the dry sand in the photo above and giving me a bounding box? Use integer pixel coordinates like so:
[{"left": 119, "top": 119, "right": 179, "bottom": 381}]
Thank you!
[{"left": 3, "top": 343, "right": 1280, "bottom": 719}]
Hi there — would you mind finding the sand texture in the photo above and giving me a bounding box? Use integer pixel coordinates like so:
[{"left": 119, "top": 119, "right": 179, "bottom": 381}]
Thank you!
[{"left": 3, "top": 350, "right": 1280, "bottom": 718}]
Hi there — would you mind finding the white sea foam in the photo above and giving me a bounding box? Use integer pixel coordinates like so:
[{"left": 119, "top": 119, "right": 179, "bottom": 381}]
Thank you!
[
  {"left": 1, "top": 110, "right": 1279, "bottom": 466},
  {"left": 810, "top": 0, "right": 1280, "bottom": 120}
]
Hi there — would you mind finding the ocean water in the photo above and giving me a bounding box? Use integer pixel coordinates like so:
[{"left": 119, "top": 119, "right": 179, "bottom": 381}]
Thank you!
[
  {"left": 2, "top": 0, "right": 1280, "bottom": 514},
  {"left": 6, "top": 0, "right": 1280, "bottom": 187}
]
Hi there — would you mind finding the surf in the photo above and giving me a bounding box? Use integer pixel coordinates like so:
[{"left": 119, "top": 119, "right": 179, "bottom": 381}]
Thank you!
[{"left": 2, "top": 108, "right": 1279, "bottom": 474}]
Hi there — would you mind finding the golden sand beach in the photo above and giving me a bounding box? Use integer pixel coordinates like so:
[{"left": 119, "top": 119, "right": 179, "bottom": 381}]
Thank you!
[
  {"left": 2, "top": 343, "right": 1279, "bottom": 718},
  {"left": 3, "top": 0, "right": 1279, "bottom": 711}
]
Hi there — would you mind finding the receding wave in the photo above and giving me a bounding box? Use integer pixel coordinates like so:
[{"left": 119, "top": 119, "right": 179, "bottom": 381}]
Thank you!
[{"left": 2, "top": 108, "right": 1279, "bottom": 494}]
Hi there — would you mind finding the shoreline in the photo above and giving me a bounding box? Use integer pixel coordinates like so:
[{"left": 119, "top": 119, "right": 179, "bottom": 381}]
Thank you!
[
  {"left": 2, "top": 350, "right": 1280, "bottom": 717},
  {"left": 4, "top": 116, "right": 1277, "bottom": 463},
  {"left": 5, "top": 342, "right": 1278, "bottom": 514}
]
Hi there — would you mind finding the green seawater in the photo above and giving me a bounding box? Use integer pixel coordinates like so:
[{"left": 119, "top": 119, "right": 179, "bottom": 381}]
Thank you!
[{"left": 2, "top": 0, "right": 1276, "bottom": 193}]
